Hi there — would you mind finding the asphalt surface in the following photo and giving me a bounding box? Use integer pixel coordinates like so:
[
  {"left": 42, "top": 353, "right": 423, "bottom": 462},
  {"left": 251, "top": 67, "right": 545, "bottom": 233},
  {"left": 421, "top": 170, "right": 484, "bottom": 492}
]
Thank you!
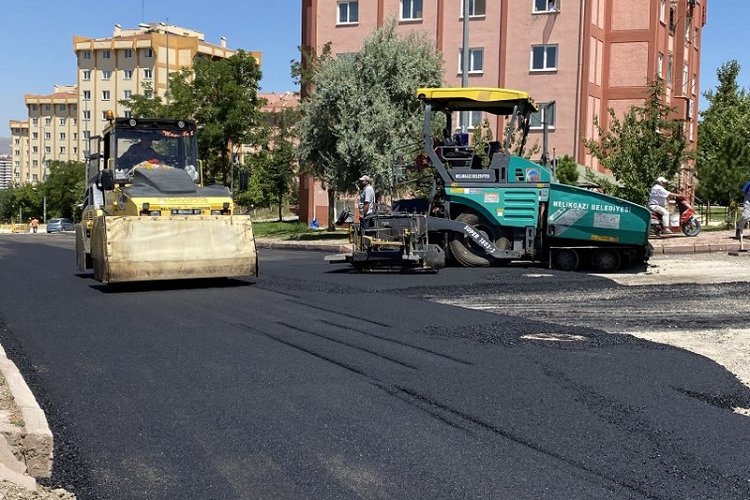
[{"left": 0, "top": 233, "right": 749, "bottom": 499}]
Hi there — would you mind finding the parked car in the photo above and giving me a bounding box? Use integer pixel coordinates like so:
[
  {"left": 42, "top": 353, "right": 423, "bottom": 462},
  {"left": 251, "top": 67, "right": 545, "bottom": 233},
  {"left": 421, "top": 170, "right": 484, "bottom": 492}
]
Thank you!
[{"left": 46, "top": 218, "right": 75, "bottom": 233}]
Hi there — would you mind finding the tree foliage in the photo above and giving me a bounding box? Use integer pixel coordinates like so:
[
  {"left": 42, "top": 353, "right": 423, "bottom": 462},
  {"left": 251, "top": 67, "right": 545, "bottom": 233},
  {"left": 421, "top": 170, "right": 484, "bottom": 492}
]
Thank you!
[
  {"left": 555, "top": 155, "right": 579, "bottom": 185},
  {"left": 120, "top": 51, "right": 266, "bottom": 185},
  {"left": 583, "top": 79, "right": 688, "bottom": 205},
  {"left": 696, "top": 61, "right": 750, "bottom": 204},
  {"left": 0, "top": 161, "right": 85, "bottom": 223},
  {"left": 297, "top": 21, "right": 443, "bottom": 228}
]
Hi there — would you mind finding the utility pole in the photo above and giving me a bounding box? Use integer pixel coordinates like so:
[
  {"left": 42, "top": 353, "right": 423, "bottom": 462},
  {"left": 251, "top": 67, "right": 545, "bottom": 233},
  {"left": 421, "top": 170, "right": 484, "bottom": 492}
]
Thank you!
[{"left": 461, "top": 0, "right": 470, "bottom": 134}]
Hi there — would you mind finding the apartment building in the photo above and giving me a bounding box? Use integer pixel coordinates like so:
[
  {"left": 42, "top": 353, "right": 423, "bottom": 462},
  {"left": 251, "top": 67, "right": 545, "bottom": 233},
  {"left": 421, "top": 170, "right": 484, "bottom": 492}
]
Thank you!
[
  {"left": 0, "top": 155, "right": 12, "bottom": 190},
  {"left": 73, "top": 23, "right": 260, "bottom": 158},
  {"left": 8, "top": 120, "right": 29, "bottom": 185},
  {"left": 299, "top": 0, "right": 707, "bottom": 222}
]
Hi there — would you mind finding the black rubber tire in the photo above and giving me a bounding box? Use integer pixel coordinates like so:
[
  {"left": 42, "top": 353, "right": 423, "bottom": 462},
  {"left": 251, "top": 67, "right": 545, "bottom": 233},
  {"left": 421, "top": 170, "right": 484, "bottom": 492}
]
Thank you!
[
  {"left": 493, "top": 232, "right": 513, "bottom": 267},
  {"left": 551, "top": 249, "right": 579, "bottom": 271},
  {"left": 681, "top": 217, "right": 701, "bottom": 237},
  {"left": 592, "top": 248, "right": 621, "bottom": 273},
  {"left": 448, "top": 212, "right": 496, "bottom": 267}
]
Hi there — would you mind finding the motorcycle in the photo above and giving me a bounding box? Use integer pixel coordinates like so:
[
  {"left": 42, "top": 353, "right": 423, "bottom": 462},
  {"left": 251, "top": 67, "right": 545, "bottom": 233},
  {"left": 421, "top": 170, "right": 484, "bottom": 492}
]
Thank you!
[{"left": 650, "top": 195, "right": 701, "bottom": 237}]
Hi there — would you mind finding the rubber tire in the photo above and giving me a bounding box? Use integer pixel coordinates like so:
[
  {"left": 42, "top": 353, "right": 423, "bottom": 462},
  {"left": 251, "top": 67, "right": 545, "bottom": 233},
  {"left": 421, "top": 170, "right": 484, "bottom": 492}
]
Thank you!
[
  {"left": 551, "top": 249, "right": 579, "bottom": 271},
  {"left": 681, "top": 217, "right": 701, "bottom": 237},
  {"left": 592, "top": 248, "right": 621, "bottom": 273},
  {"left": 493, "top": 231, "right": 513, "bottom": 267},
  {"left": 448, "top": 212, "right": 497, "bottom": 267}
]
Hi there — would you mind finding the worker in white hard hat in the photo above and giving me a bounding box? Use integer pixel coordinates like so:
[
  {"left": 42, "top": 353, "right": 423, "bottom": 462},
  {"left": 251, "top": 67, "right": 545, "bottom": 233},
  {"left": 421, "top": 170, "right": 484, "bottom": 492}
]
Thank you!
[
  {"left": 358, "top": 175, "right": 375, "bottom": 229},
  {"left": 648, "top": 176, "right": 676, "bottom": 234}
]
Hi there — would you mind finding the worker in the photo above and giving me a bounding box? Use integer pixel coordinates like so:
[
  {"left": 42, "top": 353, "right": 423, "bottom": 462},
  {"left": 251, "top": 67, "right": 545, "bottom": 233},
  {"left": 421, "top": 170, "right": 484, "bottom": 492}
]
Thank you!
[
  {"left": 736, "top": 180, "right": 750, "bottom": 239},
  {"left": 648, "top": 176, "right": 676, "bottom": 234},
  {"left": 120, "top": 137, "right": 163, "bottom": 168},
  {"left": 30, "top": 217, "right": 39, "bottom": 233},
  {"left": 358, "top": 175, "right": 375, "bottom": 228}
]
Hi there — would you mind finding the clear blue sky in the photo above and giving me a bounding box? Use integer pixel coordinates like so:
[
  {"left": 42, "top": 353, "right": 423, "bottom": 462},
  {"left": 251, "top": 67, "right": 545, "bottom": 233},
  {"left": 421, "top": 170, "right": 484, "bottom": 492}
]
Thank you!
[{"left": 0, "top": 1, "right": 747, "bottom": 134}]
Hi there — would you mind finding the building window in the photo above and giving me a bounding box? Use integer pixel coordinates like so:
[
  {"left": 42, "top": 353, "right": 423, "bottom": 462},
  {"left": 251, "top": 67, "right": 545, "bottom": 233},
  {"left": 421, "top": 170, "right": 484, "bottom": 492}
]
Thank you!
[
  {"left": 44, "top": 132, "right": 51, "bottom": 139},
  {"left": 124, "top": 69, "right": 133, "bottom": 79},
  {"left": 657, "top": 52, "right": 664, "bottom": 79},
  {"left": 659, "top": 0, "right": 666, "bottom": 23},
  {"left": 102, "top": 111, "right": 109, "bottom": 120},
  {"left": 83, "top": 90, "right": 91, "bottom": 101},
  {"left": 145, "top": 48, "right": 154, "bottom": 58},
  {"left": 82, "top": 50, "right": 91, "bottom": 59},
  {"left": 124, "top": 110, "right": 133, "bottom": 118},
  {"left": 144, "top": 68, "right": 153, "bottom": 79},
  {"left": 32, "top": 146, "right": 38, "bottom": 153},
  {"left": 71, "top": 105, "right": 77, "bottom": 113},
  {"left": 45, "top": 104, "right": 51, "bottom": 111},
  {"left": 124, "top": 49, "right": 133, "bottom": 58},
  {"left": 530, "top": 103, "right": 556, "bottom": 130},
  {"left": 73, "top": 133, "right": 77, "bottom": 139},
  {"left": 682, "top": 64, "right": 689, "bottom": 94},
  {"left": 666, "top": 54, "right": 673, "bottom": 85},
  {"left": 59, "top": 118, "right": 66, "bottom": 126},
  {"left": 102, "top": 50, "right": 111, "bottom": 59},
  {"left": 32, "top": 132, "right": 38, "bottom": 139},
  {"left": 685, "top": 13, "right": 692, "bottom": 42},
  {"left": 83, "top": 110, "right": 91, "bottom": 120},
  {"left": 531, "top": 45, "right": 558, "bottom": 71},
  {"left": 73, "top": 147, "right": 77, "bottom": 155},
  {"left": 461, "top": 0, "right": 486, "bottom": 17},
  {"left": 533, "top": 0, "right": 558, "bottom": 13},
  {"left": 102, "top": 70, "right": 112, "bottom": 80},
  {"left": 337, "top": 1, "right": 359, "bottom": 24},
  {"left": 45, "top": 118, "right": 52, "bottom": 126},
  {"left": 102, "top": 90, "right": 111, "bottom": 100},
  {"left": 401, "top": 0, "right": 422, "bottom": 20},
  {"left": 45, "top": 146, "right": 51, "bottom": 154},
  {"left": 668, "top": 2, "right": 676, "bottom": 34},
  {"left": 458, "top": 48, "right": 484, "bottom": 74},
  {"left": 59, "top": 133, "right": 66, "bottom": 140},
  {"left": 14, "top": 138, "right": 19, "bottom": 144},
  {"left": 457, "top": 111, "right": 483, "bottom": 130},
  {"left": 692, "top": 73, "right": 697, "bottom": 95},
  {"left": 32, "top": 118, "right": 38, "bottom": 125},
  {"left": 124, "top": 90, "right": 132, "bottom": 99},
  {"left": 59, "top": 147, "right": 66, "bottom": 154},
  {"left": 30, "top": 104, "right": 37, "bottom": 111}
]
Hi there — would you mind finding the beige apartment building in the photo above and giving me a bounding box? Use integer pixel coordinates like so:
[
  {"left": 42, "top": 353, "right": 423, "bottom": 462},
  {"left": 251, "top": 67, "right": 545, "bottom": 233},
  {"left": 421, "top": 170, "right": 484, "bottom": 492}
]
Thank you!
[
  {"left": 299, "top": 0, "right": 707, "bottom": 223},
  {"left": 7, "top": 23, "right": 261, "bottom": 187},
  {"left": 73, "top": 23, "right": 260, "bottom": 158},
  {"left": 9, "top": 120, "right": 30, "bottom": 184}
]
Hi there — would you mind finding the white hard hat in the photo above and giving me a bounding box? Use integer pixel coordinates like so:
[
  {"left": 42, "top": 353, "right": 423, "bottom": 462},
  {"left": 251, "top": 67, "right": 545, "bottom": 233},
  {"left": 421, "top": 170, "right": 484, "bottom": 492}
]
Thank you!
[
  {"left": 656, "top": 176, "right": 668, "bottom": 184},
  {"left": 358, "top": 175, "right": 371, "bottom": 182}
]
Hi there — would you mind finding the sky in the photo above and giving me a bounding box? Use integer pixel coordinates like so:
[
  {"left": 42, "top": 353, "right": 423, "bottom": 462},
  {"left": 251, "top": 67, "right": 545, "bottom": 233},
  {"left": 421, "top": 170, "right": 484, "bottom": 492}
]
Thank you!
[{"left": 0, "top": 0, "right": 748, "bottom": 135}]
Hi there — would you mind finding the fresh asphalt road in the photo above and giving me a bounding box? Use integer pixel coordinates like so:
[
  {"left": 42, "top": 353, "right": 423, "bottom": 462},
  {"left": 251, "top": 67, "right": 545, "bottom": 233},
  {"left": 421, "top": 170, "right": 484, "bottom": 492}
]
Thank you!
[{"left": 1, "top": 234, "right": 749, "bottom": 500}]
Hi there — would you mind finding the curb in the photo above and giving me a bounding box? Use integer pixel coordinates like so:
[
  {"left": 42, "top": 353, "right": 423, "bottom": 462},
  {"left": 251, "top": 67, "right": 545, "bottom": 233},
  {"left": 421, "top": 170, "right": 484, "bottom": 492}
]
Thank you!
[
  {"left": 649, "top": 242, "right": 741, "bottom": 255},
  {"left": 255, "top": 239, "right": 350, "bottom": 253},
  {"left": 0, "top": 345, "right": 53, "bottom": 479}
]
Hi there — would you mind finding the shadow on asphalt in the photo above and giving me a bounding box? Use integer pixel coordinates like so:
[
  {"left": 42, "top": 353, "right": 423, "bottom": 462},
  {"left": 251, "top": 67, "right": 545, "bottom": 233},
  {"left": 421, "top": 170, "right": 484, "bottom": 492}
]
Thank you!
[{"left": 87, "top": 277, "right": 255, "bottom": 293}]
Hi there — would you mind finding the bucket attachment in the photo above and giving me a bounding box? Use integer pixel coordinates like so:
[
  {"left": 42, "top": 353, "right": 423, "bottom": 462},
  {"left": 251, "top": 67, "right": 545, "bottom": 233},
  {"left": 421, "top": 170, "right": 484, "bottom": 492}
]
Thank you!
[{"left": 90, "top": 215, "right": 257, "bottom": 283}]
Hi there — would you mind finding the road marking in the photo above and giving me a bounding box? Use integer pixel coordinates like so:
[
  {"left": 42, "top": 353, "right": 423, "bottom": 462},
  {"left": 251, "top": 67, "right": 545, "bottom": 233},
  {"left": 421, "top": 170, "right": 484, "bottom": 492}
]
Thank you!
[{"left": 521, "top": 333, "right": 587, "bottom": 342}]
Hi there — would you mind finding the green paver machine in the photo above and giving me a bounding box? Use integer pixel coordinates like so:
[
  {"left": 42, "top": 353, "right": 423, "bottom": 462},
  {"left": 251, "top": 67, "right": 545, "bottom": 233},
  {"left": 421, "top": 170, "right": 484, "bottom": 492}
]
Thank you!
[{"left": 327, "top": 87, "right": 651, "bottom": 272}]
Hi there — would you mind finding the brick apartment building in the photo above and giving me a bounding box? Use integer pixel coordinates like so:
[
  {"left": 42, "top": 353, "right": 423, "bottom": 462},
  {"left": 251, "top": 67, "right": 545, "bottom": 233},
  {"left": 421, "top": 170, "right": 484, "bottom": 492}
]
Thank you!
[{"left": 299, "top": 0, "right": 707, "bottom": 224}]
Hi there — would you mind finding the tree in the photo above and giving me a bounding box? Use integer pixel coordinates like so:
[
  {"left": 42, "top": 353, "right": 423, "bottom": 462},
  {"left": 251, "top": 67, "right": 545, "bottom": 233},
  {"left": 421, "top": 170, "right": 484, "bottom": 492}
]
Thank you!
[
  {"left": 555, "top": 155, "right": 579, "bottom": 185},
  {"left": 44, "top": 160, "right": 86, "bottom": 220},
  {"left": 583, "top": 79, "right": 688, "bottom": 205},
  {"left": 121, "top": 51, "right": 266, "bottom": 185},
  {"left": 297, "top": 21, "right": 443, "bottom": 229},
  {"left": 696, "top": 61, "right": 750, "bottom": 204}
]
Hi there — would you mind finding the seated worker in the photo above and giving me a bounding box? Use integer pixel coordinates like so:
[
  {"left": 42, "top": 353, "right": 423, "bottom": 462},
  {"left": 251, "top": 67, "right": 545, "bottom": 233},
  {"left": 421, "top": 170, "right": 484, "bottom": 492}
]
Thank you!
[{"left": 119, "top": 137, "right": 164, "bottom": 169}]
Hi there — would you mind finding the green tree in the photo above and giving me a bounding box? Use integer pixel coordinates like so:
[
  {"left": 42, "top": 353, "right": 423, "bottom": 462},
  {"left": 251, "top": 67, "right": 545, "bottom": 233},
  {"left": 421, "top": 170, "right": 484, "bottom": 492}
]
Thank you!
[
  {"left": 0, "top": 184, "right": 43, "bottom": 223},
  {"left": 44, "top": 160, "right": 86, "bottom": 220},
  {"left": 297, "top": 21, "right": 443, "bottom": 229},
  {"left": 555, "top": 155, "right": 579, "bottom": 185},
  {"left": 121, "top": 51, "right": 266, "bottom": 185},
  {"left": 696, "top": 61, "right": 750, "bottom": 204},
  {"left": 583, "top": 79, "right": 688, "bottom": 205}
]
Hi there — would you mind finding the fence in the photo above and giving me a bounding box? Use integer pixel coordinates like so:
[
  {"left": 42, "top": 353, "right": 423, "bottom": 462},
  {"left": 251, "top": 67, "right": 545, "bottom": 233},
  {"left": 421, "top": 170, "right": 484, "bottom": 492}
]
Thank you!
[{"left": 695, "top": 202, "right": 733, "bottom": 228}]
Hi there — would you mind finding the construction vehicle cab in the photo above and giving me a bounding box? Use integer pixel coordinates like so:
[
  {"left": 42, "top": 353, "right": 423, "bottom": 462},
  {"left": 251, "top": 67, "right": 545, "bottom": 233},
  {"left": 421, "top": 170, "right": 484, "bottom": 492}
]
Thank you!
[{"left": 77, "top": 116, "right": 258, "bottom": 284}]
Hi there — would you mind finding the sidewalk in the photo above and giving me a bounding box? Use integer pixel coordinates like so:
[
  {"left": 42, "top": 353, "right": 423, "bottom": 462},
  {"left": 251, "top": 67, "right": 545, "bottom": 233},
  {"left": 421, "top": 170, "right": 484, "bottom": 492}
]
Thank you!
[{"left": 649, "top": 229, "right": 743, "bottom": 255}]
